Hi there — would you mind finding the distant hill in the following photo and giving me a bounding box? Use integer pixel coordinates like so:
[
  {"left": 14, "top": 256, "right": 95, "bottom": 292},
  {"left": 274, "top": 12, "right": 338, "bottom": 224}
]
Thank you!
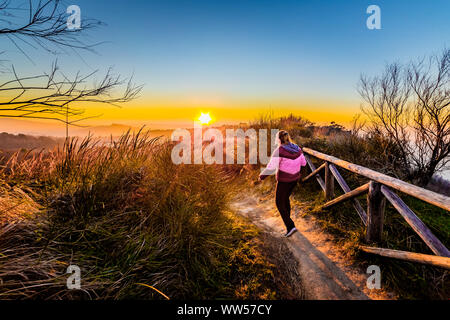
[
  {"left": 0, "top": 132, "right": 64, "bottom": 151},
  {"left": 71, "top": 123, "right": 172, "bottom": 138},
  {"left": 71, "top": 123, "right": 139, "bottom": 136},
  {"left": 0, "top": 127, "right": 172, "bottom": 154},
  {"left": 0, "top": 119, "right": 173, "bottom": 139}
]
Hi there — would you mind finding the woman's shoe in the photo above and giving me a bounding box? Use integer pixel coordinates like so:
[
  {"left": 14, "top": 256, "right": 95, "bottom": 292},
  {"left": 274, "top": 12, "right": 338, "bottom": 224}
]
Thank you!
[{"left": 284, "top": 227, "right": 297, "bottom": 237}]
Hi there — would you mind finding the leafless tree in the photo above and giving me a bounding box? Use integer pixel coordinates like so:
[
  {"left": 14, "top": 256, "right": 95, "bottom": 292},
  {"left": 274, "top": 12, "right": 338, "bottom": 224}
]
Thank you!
[
  {"left": 407, "top": 49, "right": 450, "bottom": 186},
  {"left": 0, "top": 1, "right": 142, "bottom": 137},
  {"left": 358, "top": 49, "right": 450, "bottom": 186},
  {"left": 0, "top": 0, "right": 102, "bottom": 57},
  {"left": 0, "top": 62, "right": 142, "bottom": 136},
  {"left": 358, "top": 63, "right": 412, "bottom": 178}
]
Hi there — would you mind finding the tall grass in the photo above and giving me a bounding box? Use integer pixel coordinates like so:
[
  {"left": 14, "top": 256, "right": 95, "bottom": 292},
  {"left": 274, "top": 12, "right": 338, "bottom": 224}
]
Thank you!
[{"left": 0, "top": 130, "right": 286, "bottom": 299}]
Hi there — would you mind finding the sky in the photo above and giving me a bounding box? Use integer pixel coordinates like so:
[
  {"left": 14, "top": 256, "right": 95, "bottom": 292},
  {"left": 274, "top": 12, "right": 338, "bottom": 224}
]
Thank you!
[{"left": 1, "top": 0, "right": 450, "bottom": 132}]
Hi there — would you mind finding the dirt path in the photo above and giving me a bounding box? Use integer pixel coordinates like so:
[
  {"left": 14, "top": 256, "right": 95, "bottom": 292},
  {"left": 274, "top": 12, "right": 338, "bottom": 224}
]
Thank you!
[{"left": 231, "top": 194, "right": 394, "bottom": 300}]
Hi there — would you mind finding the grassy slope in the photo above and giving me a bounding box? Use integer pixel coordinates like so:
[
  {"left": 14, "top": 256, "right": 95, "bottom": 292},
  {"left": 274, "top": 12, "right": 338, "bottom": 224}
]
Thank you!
[{"left": 0, "top": 132, "right": 302, "bottom": 300}]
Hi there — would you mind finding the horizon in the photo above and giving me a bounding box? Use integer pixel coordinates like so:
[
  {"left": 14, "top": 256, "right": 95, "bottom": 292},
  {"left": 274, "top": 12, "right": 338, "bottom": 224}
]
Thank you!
[{"left": 0, "top": 113, "right": 351, "bottom": 137}]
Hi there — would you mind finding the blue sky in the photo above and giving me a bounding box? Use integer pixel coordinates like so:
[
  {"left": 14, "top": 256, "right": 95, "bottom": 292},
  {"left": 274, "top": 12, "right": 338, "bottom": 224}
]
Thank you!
[{"left": 1, "top": 0, "right": 449, "bottom": 125}]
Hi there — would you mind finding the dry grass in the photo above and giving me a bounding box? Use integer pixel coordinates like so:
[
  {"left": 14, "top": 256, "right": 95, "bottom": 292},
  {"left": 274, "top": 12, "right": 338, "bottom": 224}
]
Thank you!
[{"left": 0, "top": 129, "right": 293, "bottom": 300}]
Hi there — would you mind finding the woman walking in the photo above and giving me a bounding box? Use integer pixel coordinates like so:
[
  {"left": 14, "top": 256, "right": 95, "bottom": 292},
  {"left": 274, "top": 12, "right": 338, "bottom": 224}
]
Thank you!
[{"left": 259, "top": 131, "right": 306, "bottom": 237}]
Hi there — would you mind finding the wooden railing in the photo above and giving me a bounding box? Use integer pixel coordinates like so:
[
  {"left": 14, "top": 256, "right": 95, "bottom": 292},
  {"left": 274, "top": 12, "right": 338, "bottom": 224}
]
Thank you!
[{"left": 301, "top": 147, "right": 450, "bottom": 270}]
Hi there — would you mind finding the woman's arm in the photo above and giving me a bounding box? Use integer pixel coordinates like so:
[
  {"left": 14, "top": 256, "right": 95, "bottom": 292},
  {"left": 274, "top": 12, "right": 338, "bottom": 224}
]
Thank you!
[
  {"left": 299, "top": 154, "right": 307, "bottom": 167},
  {"left": 259, "top": 148, "right": 280, "bottom": 180}
]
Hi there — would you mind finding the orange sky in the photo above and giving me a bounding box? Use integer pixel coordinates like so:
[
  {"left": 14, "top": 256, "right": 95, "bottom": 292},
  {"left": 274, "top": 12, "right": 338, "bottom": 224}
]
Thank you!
[
  {"left": 0, "top": 96, "right": 361, "bottom": 135},
  {"left": 78, "top": 94, "right": 361, "bottom": 128}
]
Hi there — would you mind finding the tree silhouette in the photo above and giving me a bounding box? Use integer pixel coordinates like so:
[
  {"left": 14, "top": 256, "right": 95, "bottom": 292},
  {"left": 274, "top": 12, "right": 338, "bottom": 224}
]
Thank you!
[
  {"left": 359, "top": 49, "right": 450, "bottom": 186},
  {"left": 0, "top": 0, "right": 142, "bottom": 137}
]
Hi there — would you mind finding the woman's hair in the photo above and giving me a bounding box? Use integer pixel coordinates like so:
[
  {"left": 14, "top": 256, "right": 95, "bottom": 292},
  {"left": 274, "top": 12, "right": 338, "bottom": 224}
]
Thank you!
[{"left": 277, "top": 130, "right": 292, "bottom": 145}]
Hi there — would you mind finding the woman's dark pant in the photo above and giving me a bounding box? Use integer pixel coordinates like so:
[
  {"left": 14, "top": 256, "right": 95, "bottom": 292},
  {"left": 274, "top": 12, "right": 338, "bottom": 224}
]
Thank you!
[{"left": 275, "top": 180, "right": 297, "bottom": 232}]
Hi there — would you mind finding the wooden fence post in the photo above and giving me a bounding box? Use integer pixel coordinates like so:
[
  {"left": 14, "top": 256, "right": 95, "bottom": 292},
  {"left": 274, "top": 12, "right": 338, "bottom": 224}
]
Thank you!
[
  {"left": 325, "top": 162, "right": 334, "bottom": 200},
  {"left": 366, "top": 181, "right": 386, "bottom": 243}
]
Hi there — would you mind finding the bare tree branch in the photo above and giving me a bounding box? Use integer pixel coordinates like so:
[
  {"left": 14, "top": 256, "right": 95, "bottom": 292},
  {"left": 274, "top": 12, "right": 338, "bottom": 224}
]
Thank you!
[
  {"left": 359, "top": 49, "right": 450, "bottom": 186},
  {"left": 0, "top": 0, "right": 104, "bottom": 55},
  {"left": 0, "top": 62, "right": 142, "bottom": 127},
  {"left": 0, "top": 1, "right": 143, "bottom": 137}
]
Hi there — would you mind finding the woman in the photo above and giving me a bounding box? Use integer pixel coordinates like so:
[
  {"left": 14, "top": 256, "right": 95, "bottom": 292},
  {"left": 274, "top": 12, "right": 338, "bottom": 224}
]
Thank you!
[{"left": 259, "top": 130, "right": 306, "bottom": 237}]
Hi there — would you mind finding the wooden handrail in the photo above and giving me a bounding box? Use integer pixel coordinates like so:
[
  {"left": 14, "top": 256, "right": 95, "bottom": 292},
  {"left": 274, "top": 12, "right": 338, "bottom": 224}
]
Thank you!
[
  {"left": 328, "top": 163, "right": 368, "bottom": 225},
  {"left": 303, "top": 154, "right": 325, "bottom": 191},
  {"left": 302, "top": 162, "right": 326, "bottom": 183},
  {"left": 303, "top": 147, "right": 450, "bottom": 211},
  {"left": 322, "top": 182, "right": 370, "bottom": 209},
  {"left": 381, "top": 186, "right": 450, "bottom": 257},
  {"left": 360, "top": 246, "right": 450, "bottom": 270},
  {"left": 302, "top": 147, "right": 450, "bottom": 264}
]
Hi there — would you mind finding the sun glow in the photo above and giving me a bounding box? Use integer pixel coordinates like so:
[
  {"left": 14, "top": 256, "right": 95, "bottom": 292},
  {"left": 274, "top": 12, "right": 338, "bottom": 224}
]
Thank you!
[{"left": 198, "top": 112, "right": 212, "bottom": 125}]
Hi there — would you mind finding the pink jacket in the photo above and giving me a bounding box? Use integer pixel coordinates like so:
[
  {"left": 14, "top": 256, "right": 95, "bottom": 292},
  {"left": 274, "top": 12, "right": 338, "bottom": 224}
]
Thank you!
[{"left": 260, "top": 145, "right": 307, "bottom": 182}]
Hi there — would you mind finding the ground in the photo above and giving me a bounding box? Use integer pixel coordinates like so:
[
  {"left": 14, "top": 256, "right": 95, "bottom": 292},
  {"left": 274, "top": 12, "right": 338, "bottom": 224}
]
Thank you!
[{"left": 231, "top": 193, "right": 396, "bottom": 300}]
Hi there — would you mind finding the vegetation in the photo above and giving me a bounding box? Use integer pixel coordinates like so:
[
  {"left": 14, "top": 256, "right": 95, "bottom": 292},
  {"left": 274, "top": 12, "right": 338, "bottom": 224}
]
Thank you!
[
  {"left": 0, "top": 132, "right": 63, "bottom": 151},
  {"left": 0, "top": 130, "right": 301, "bottom": 299},
  {"left": 1, "top": 113, "right": 448, "bottom": 300}
]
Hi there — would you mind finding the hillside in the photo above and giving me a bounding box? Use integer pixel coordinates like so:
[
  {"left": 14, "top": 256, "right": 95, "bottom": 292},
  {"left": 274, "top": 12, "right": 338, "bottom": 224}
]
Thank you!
[
  {"left": 71, "top": 124, "right": 172, "bottom": 138},
  {"left": 0, "top": 132, "right": 64, "bottom": 151}
]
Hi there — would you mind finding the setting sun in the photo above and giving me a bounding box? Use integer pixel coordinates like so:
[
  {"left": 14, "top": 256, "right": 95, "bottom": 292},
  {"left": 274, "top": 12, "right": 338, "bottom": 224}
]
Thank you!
[{"left": 198, "top": 112, "right": 212, "bottom": 125}]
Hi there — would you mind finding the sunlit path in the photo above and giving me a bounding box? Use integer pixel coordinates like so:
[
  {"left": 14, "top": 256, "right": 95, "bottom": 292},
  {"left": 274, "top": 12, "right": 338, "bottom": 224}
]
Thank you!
[{"left": 232, "top": 195, "right": 394, "bottom": 300}]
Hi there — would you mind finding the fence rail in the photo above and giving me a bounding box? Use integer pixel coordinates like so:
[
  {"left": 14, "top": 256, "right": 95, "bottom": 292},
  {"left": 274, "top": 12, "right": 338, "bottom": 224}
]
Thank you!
[{"left": 301, "top": 147, "right": 450, "bottom": 269}]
